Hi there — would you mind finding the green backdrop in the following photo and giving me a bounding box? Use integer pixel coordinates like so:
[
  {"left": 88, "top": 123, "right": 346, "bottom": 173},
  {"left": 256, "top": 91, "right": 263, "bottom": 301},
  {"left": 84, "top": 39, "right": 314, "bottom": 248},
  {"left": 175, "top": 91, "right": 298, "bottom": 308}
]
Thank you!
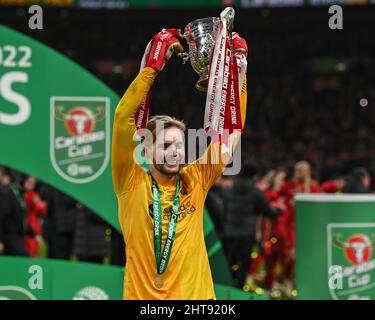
[{"left": 0, "top": 256, "right": 262, "bottom": 300}]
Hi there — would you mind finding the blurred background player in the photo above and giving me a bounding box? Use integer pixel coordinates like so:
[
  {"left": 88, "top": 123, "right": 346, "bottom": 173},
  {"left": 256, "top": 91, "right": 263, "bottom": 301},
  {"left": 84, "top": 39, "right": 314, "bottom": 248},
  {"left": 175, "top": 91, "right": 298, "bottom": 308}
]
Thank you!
[
  {"left": 223, "top": 164, "right": 282, "bottom": 290},
  {"left": 23, "top": 176, "right": 47, "bottom": 257},
  {"left": 321, "top": 175, "right": 346, "bottom": 194},
  {"left": 277, "top": 160, "right": 320, "bottom": 295},
  {"left": 342, "top": 167, "right": 371, "bottom": 194}
]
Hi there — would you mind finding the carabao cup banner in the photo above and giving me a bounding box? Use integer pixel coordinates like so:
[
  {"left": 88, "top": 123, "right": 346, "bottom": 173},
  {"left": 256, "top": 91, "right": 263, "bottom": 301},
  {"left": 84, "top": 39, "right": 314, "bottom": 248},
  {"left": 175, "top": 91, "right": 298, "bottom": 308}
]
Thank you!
[
  {"left": 0, "top": 256, "right": 124, "bottom": 300},
  {"left": 296, "top": 194, "right": 375, "bottom": 300},
  {"left": 0, "top": 25, "right": 233, "bottom": 286},
  {"left": 0, "top": 24, "right": 117, "bottom": 226},
  {"left": 0, "top": 256, "right": 259, "bottom": 300}
]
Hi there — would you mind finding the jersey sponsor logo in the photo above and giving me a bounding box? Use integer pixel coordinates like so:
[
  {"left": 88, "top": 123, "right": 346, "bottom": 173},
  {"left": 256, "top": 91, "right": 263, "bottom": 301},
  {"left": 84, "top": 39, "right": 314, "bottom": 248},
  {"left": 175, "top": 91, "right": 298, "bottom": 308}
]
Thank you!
[
  {"left": 50, "top": 96, "right": 110, "bottom": 184},
  {"left": 149, "top": 200, "right": 197, "bottom": 221}
]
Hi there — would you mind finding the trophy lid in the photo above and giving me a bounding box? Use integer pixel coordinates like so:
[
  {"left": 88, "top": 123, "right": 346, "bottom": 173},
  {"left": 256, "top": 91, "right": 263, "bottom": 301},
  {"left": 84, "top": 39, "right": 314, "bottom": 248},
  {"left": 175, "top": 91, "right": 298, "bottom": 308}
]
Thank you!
[
  {"left": 182, "top": 7, "right": 235, "bottom": 39},
  {"left": 183, "top": 17, "right": 220, "bottom": 40}
]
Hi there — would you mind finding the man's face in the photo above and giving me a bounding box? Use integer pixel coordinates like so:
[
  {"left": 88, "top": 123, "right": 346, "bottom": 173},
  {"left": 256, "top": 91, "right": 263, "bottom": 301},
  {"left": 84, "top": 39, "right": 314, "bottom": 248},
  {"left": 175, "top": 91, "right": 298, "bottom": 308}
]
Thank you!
[
  {"left": 363, "top": 175, "right": 371, "bottom": 189},
  {"left": 294, "top": 163, "right": 311, "bottom": 182},
  {"left": 336, "top": 177, "right": 345, "bottom": 190},
  {"left": 150, "top": 126, "right": 185, "bottom": 177},
  {"left": 274, "top": 171, "right": 286, "bottom": 188},
  {"left": 24, "top": 177, "right": 37, "bottom": 191},
  {"left": 1, "top": 174, "right": 11, "bottom": 186}
]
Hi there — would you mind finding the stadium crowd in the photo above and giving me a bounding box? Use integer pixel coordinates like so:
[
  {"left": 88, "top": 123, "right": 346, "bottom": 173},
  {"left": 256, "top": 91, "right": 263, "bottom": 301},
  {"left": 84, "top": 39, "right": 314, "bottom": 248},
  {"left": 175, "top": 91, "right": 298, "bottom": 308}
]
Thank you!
[{"left": 0, "top": 166, "right": 125, "bottom": 266}]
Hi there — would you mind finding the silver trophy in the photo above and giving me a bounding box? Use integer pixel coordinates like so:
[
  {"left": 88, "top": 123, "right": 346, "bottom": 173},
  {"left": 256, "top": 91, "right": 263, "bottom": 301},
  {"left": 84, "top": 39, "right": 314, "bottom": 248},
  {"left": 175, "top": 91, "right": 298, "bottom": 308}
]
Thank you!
[{"left": 180, "top": 7, "right": 235, "bottom": 92}]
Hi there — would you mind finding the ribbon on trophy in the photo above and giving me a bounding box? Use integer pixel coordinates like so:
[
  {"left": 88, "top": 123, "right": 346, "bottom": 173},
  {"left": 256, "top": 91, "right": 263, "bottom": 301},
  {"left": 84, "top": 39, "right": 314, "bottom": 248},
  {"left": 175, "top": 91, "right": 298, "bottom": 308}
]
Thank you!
[
  {"left": 135, "top": 40, "right": 152, "bottom": 131},
  {"left": 204, "top": 8, "right": 247, "bottom": 152}
]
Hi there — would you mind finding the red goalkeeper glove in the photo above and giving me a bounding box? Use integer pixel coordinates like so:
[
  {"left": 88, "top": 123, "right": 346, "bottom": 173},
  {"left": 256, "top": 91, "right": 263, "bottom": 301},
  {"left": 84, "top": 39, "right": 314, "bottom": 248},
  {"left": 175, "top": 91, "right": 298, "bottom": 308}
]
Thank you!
[
  {"left": 144, "top": 28, "right": 184, "bottom": 72},
  {"left": 232, "top": 32, "right": 248, "bottom": 58}
]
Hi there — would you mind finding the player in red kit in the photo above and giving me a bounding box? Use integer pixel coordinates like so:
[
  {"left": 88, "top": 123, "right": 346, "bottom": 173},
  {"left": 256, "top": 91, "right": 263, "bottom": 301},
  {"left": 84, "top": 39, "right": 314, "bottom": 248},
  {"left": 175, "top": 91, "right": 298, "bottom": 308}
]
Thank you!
[
  {"left": 277, "top": 161, "right": 320, "bottom": 296},
  {"left": 23, "top": 176, "right": 47, "bottom": 257},
  {"left": 261, "top": 169, "right": 290, "bottom": 296},
  {"left": 321, "top": 176, "right": 345, "bottom": 194}
]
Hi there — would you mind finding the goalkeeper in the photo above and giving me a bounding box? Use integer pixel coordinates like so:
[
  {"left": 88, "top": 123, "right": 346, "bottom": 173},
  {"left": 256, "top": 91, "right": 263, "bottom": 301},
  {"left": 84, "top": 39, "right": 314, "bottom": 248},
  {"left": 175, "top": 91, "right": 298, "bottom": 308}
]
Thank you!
[{"left": 112, "top": 29, "right": 248, "bottom": 300}]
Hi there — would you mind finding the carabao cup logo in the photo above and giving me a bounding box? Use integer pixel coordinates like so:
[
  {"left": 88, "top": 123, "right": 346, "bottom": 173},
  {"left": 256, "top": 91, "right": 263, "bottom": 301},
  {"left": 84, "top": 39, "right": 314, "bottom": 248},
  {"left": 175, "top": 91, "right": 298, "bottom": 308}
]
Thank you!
[
  {"left": 64, "top": 107, "right": 97, "bottom": 136},
  {"left": 50, "top": 97, "right": 110, "bottom": 183},
  {"left": 327, "top": 223, "right": 375, "bottom": 300},
  {"left": 333, "top": 233, "right": 373, "bottom": 266}
]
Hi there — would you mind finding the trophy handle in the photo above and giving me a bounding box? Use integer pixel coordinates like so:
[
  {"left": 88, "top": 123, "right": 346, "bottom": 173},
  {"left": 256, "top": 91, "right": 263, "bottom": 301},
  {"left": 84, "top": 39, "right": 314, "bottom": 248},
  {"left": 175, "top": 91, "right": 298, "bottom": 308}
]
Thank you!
[
  {"left": 220, "top": 7, "right": 235, "bottom": 25},
  {"left": 177, "top": 52, "right": 190, "bottom": 64},
  {"left": 178, "top": 30, "right": 190, "bottom": 64},
  {"left": 220, "top": 7, "right": 235, "bottom": 43}
]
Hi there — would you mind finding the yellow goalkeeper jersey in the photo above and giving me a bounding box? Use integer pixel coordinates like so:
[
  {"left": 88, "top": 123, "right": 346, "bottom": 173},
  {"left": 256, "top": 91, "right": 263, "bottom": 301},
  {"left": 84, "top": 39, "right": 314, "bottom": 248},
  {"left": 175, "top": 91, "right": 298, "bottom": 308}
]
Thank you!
[{"left": 112, "top": 67, "right": 247, "bottom": 300}]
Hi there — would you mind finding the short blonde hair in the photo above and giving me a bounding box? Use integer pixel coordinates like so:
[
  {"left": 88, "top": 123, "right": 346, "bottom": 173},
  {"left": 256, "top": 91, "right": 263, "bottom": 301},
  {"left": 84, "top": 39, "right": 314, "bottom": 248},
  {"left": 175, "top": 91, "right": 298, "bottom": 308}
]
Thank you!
[{"left": 146, "top": 115, "right": 186, "bottom": 144}]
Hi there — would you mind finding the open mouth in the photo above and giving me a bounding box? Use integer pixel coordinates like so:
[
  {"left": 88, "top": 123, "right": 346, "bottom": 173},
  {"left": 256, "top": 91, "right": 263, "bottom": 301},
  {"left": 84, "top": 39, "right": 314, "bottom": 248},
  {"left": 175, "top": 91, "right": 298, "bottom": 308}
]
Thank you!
[
  {"left": 165, "top": 158, "right": 180, "bottom": 166},
  {"left": 165, "top": 162, "right": 179, "bottom": 167}
]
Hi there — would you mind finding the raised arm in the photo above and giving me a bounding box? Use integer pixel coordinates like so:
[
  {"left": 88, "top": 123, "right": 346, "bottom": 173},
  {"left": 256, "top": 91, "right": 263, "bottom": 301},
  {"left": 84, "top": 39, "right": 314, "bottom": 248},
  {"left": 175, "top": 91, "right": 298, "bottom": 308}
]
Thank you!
[
  {"left": 112, "top": 67, "right": 157, "bottom": 195},
  {"left": 112, "top": 29, "right": 183, "bottom": 195}
]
